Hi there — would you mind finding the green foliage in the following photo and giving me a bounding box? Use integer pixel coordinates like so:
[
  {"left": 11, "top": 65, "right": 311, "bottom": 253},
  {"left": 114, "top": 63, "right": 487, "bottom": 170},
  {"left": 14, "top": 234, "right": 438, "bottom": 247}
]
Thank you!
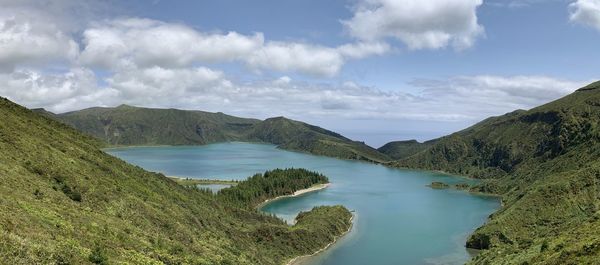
[
  {"left": 246, "top": 117, "right": 390, "bottom": 163},
  {"left": 47, "top": 104, "right": 259, "bottom": 146},
  {"left": 395, "top": 81, "right": 600, "bottom": 264},
  {"left": 377, "top": 139, "right": 435, "bottom": 160},
  {"left": 218, "top": 168, "right": 328, "bottom": 207},
  {"left": 427, "top": 182, "right": 450, "bottom": 189},
  {"left": 45, "top": 106, "right": 390, "bottom": 163},
  {"left": 0, "top": 97, "right": 352, "bottom": 265},
  {"left": 89, "top": 246, "right": 108, "bottom": 265}
]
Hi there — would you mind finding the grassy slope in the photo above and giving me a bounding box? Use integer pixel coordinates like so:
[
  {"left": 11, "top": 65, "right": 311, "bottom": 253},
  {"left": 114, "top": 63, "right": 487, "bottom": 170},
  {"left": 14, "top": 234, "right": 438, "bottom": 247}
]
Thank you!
[
  {"left": 377, "top": 139, "right": 435, "bottom": 160},
  {"left": 55, "top": 105, "right": 260, "bottom": 146},
  {"left": 393, "top": 81, "right": 600, "bottom": 264},
  {"left": 0, "top": 97, "right": 351, "bottom": 265},
  {"left": 51, "top": 106, "right": 390, "bottom": 163},
  {"left": 246, "top": 117, "right": 390, "bottom": 163}
]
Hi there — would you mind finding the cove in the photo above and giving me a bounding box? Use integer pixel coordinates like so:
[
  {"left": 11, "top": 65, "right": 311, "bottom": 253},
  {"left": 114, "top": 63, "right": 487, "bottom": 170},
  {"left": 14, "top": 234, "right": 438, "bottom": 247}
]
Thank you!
[{"left": 106, "top": 142, "right": 500, "bottom": 265}]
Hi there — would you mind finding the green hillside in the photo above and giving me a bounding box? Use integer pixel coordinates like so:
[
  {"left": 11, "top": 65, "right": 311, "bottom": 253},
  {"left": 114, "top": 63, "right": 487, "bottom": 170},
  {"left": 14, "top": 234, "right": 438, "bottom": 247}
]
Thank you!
[
  {"left": 247, "top": 117, "right": 390, "bottom": 163},
  {"left": 377, "top": 139, "right": 435, "bottom": 160},
  {"left": 394, "top": 81, "right": 600, "bottom": 264},
  {"left": 54, "top": 104, "right": 260, "bottom": 146},
  {"left": 49, "top": 106, "right": 390, "bottom": 163},
  {"left": 0, "top": 97, "right": 351, "bottom": 264}
]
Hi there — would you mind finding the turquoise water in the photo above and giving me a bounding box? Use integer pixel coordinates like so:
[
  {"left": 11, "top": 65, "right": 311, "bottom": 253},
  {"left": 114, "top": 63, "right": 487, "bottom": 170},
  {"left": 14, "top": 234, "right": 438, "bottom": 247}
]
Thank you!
[{"left": 106, "top": 142, "right": 499, "bottom": 265}]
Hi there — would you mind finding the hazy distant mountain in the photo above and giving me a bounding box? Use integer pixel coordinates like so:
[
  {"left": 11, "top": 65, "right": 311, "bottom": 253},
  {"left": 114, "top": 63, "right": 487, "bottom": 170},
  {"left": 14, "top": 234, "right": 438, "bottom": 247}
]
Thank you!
[
  {"left": 44, "top": 105, "right": 390, "bottom": 163},
  {"left": 377, "top": 139, "right": 436, "bottom": 160},
  {"left": 395, "top": 81, "right": 600, "bottom": 264},
  {"left": 0, "top": 97, "right": 351, "bottom": 264},
  {"left": 246, "top": 116, "right": 390, "bottom": 162},
  {"left": 51, "top": 104, "right": 260, "bottom": 145}
]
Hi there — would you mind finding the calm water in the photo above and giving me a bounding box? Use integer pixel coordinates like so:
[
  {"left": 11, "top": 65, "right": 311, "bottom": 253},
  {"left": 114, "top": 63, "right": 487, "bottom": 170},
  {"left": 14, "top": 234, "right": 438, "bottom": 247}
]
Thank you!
[{"left": 106, "top": 142, "right": 499, "bottom": 265}]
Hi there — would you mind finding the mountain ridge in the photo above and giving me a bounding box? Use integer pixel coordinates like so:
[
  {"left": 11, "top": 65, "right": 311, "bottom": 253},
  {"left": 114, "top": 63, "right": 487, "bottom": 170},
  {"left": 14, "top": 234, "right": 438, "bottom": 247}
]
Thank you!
[
  {"left": 43, "top": 105, "right": 390, "bottom": 163},
  {"left": 377, "top": 139, "right": 436, "bottom": 160}
]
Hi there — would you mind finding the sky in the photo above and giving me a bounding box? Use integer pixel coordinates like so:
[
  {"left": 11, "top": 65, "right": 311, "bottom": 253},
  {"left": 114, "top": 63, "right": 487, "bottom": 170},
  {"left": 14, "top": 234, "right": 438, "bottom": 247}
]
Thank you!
[{"left": 1, "top": 0, "right": 599, "bottom": 147}]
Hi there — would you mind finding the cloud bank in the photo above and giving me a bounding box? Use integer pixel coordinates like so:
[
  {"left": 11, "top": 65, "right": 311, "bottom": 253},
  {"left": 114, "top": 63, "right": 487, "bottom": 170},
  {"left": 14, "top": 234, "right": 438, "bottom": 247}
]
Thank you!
[
  {"left": 570, "top": 0, "right": 600, "bottom": 31},
  {"left": 0, "top": 67, "right": 587, "bottom": 123},
  {"left": 343, "top": 0, "right": 485, "bottom": 50},
  {"left": 80, "top": 18, "right": 389, "bottom": 77},
  {"left": 0, "top": 0, "right": 592, "bottom": 130}
]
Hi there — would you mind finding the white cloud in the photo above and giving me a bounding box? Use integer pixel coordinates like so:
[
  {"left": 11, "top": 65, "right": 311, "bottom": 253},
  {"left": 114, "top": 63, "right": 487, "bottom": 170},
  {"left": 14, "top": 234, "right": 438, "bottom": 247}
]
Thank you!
[
  {"left": 0, "top": 67, "right": 119, "bottom": 112},
  {"left": 569, "top": 0, "right": 600, "bottom": 31},
  {"left": 3, "top": 65, "right": 588, "bottom": 124},
  {"left": 343, "top": 0, "right": 484, "bottom": 50},
  {"left": 80, "top": 18, "right": 265, "bottom": 69},
  {"left": 80, "top": 18, "right": 389, "bottom": 77},
  {"left": 413, "top": 75, "right": 588, "bottom": 115},
  {"left": 0, "top": 13, "right": 79, "bottom": 71},
  {"left": 337, "top": 42, "right": 391, "bottom": 59},
  {"left": 114, "top": 74, "right": 590, "bottom": 121},
  {"left": 246, "top": 42, "right": 344, "bottom": 77},
  {"left": 107, "top": 66, "right": 231, "bottom": 101},
  {"left": 0, "top": 0, "right": 591, "bottom": 128},
  {"left": 0, "top": 2, "right": 392, "bottom": 77}
]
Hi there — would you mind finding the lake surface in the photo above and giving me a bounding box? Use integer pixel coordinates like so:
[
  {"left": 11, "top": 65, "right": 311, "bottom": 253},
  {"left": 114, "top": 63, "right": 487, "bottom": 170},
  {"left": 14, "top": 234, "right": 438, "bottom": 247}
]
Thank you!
[{"left": 106, "top": 142, "right": 499, "bottom": 265}]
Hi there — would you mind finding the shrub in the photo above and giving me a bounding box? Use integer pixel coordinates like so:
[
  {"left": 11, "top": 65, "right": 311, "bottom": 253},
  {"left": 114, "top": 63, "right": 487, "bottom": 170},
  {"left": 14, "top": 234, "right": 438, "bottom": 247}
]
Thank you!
[{"left": 89, "top": 246, "right": 108, "bottom": 265}]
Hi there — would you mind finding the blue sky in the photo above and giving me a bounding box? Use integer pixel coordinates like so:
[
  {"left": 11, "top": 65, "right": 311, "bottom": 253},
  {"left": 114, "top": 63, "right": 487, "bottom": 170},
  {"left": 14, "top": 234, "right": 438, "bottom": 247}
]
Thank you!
[
  {"left": 1, "top": 0, "right": 599, "bottom": 146},
  {"left": 125, "top": 0, "right": 600, "bottom": 82}
]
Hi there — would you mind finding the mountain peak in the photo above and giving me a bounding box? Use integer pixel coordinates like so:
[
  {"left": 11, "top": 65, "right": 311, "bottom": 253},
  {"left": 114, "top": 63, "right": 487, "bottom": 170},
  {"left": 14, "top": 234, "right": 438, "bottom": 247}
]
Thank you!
[
  {"left": 576, "top": 80, "right": 600, "bottom": 92},
  {"left": 116, "top": 104, "right": 136, "bottom": 109},
  {"left": 266, "top": 116, "right": 288, "bottom": 121}
]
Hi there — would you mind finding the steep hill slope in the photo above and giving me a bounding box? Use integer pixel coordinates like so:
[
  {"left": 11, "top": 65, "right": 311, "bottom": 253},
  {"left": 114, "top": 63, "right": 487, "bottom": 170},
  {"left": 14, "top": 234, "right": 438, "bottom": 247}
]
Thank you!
[
  {"left": 394, "top": 81, "right": 600, "bottom": 264},
  {"left": 0, "top": 97, "right": 351, "bottom": 264},
  {"left": 377, "top": 139, "right": 435, "bottom": 160},
  {"left": 246, "top": 117, "right": 390, "bottom": 162},
  {"left": 54, "top": 104, "right": 260, "bottom": 145},
  {"left": 50, "top": 106, "right": 390, "bottom": 163}
]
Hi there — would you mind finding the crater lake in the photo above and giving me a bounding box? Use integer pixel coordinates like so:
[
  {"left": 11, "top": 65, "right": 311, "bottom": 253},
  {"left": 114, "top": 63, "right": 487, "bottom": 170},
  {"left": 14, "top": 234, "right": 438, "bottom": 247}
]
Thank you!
[{"left": 106, "top": 142, "right": 499, "bottom": 265}]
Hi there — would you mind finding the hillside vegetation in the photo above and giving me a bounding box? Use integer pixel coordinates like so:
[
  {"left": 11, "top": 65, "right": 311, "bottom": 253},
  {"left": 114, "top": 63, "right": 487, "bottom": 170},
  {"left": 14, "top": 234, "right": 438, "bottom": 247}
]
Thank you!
[
  {"left": 394, "top": 81, "right": 600, "bottom": 264},
  {"left": 53, "top": 105, "right": 260, "bottom": 146},
  {"left": 0, "top": 97, "right": 352, "bottom": 265},
  {"left": 377, "top": 139, "right": 435, "bottom": 160},
  {"left": 47, "top": 106, "right": 389, "bottom": 163},
  {"left": 247, "top": 117, "right": 390, "bottom": 162},
  {"left": 218, "top": 168, "right": 328, "bottom": 207}
]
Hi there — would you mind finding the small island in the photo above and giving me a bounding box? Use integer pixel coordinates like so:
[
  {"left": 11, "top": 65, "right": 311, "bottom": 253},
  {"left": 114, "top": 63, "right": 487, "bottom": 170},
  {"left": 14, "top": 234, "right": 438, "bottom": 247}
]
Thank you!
[
  {"left": 427, "top": 181, "right": 450, "bottom": 189},
  {"left": 218, "top": 168, "right": 331, "bottom": 208}
]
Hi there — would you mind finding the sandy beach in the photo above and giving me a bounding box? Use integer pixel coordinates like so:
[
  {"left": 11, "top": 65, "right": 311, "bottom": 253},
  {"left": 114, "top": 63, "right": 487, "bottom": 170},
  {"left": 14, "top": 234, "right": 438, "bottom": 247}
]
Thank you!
[{"left": 257, "top": 183, "right": 331, "bottom": 209}]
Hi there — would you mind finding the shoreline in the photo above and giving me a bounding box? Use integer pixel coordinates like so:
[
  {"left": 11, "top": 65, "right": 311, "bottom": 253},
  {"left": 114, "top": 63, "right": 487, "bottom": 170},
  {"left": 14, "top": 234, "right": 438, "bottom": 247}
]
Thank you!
[
  {"left": 105, "top": 141, "right": 388, "bottom": 164},
  {"left": 167, "top": 176, "right": 238, "bottom": 186},
  {"left": 257, "top": 183, "right": 330, "bottom": 210},
  {"left": 286, "top": 213, "right": 355, "bottom": 265}
]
